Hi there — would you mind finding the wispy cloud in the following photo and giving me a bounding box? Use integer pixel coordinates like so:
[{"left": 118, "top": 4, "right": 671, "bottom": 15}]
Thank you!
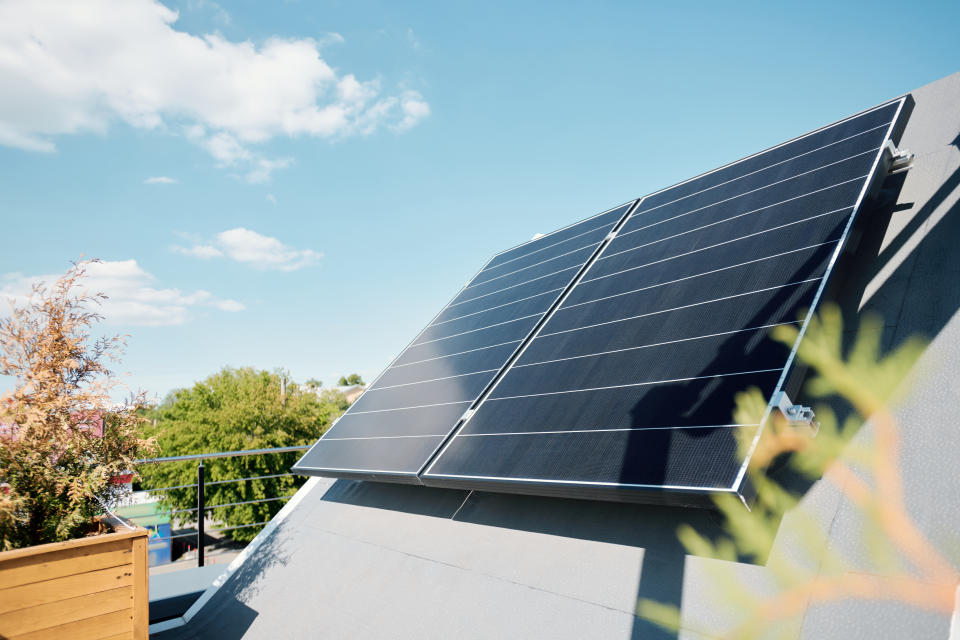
[
  {"left": 185, "top": 0, "right": 231, "bottom": 26},
  {"left": 393, "top": 91, "right": 432, "bottom": 132},
  {"left": 214, "top": 299, "right": 245, "bottom": 312},
  {"left": 245, "top": 157, "right": 293, "bottom": 184},
  {"left": 174, "top": 244, "right": 222, "bottom": 259},
  {"left": 407, "top": 28, "right": 422, "bottom": 50},
  {"left": 144, "top": 176, "right": 177, "bottom": 184},
  {"left": 0, "top": 0, "right": 430, "bottom": 182},
  {"left": 318, "top": 32, "right": 345, "bottom": 47},
  {"left": 1, "top": 260, "right": 244, "bottom": 326},
  {"left": 174, "top": 228, "right": 321, "bottom": 271},
  {"left": 266, "top": 194, "right": 277, "bottom": 205}
]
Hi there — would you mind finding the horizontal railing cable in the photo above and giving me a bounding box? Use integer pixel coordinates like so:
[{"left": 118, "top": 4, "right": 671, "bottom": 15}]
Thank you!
[
  {"left": 148, "top": 520, "right": 274, "bottom": 543},
  {"left": 142, "top": 472, "right": 296, "bottom": 494},
  {"left": 124, "top": 495, "right": 294, "bottom": 518}
]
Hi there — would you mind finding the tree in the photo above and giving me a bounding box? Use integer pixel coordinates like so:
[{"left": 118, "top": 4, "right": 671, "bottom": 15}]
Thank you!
[
  {"left": 0, "top": 261, "right": 156, "bottom": 550},
  {"left": 304, "top": 378, "right": 322, "bottom": 390},
  {"left": 139, "top": 367, "right": 348, "bottom": 542},
  {"left": 337, "top": 373, "right": 364, "bottom": 386},
  {"left": 638, "top": 305, "right": 958, "bottom": 638}
]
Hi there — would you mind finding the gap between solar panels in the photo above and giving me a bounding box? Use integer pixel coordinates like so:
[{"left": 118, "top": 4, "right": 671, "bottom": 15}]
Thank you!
[{"left": 294, "top": 93, "right": 915, "bottom": 508}]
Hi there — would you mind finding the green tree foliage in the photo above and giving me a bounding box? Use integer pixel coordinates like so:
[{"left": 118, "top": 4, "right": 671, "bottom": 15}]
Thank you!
[
  {"left": 336, "top": 373, "right": 364, "bottom": 386},
  {"left": 637, "top": 305, "right": 958, "bottom": 638},
  {"left": 138, "top": 367, "right": 348, "bottom": 542},
  {"left": 0, "top": 261, "right": 156, "bottom": 549}
]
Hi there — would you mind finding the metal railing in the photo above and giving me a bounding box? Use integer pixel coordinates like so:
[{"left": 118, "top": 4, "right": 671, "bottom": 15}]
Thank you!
[{"left": 128, "top": 445, "right": 311, "bottom": 567}]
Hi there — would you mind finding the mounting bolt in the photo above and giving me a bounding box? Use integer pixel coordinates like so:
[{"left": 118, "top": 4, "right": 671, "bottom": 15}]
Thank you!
[
  {"left": 773, "top": 391, "right": 819, "bottom": 433},
  {"left": 884, "top": 139, "right": 914, "bottom": 174}
]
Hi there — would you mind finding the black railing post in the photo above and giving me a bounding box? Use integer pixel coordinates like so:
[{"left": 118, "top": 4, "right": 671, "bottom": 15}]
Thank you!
[{"left": 197, "top": 463, "right": 205, "bottom": 567}]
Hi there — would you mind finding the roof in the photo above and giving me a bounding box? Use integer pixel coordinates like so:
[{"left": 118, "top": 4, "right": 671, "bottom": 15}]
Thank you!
[{"left": 153, "top": 70, "right": 960, "bottom": 640}]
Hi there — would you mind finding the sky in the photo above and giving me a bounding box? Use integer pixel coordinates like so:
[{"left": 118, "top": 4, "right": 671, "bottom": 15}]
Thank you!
[{"left": 0, "top": 0, "right": 957, "bottom": 401}]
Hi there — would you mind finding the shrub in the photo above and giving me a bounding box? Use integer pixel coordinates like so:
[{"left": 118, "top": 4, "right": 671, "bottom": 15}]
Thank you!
[{"left": 0, "top": 260, "right": 156, "bottom": 550}]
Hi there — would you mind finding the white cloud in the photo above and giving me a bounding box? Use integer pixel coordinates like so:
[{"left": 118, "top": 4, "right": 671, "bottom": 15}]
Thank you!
[
  {"left": 0, "top": 0, "right": 430, "bottom": 180},
  {"left": 214, "top": 299, "right": 245, "bottom": 312},
  {"left": 266, "top": 194, "right": 277, "bottom": 205},
  {"left": 1, "top": 260, "right": 244, "bottom": 326},
  {"left": 186, "top": 0, "right": 231, "bottom": 26},
  {"left": 174, "top": 244, "right": 223, "bottom": 259},
  {"left": 175, "top": 228, "right": 321, "bottom": 271},
  {"left": 217, "top": 228, "right": 321, "bottom": 271},
  {"left": 144, "top": 176, "right": 177, "bottom": 184},
  {"left": 393, "top": 91, "right": 432, "bottom": 132},
  {"left": 0, "top": 124, "right": 54, "bottom": 152},
  {"left": 245, "top": 157, "right": 293, "bottom": 184},
  {"left": 202, "top": 132, "right": 251, "bottom": 166}
]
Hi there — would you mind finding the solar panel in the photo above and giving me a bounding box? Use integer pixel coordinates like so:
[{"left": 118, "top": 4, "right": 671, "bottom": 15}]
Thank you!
[
  {"left": 292, "top": 202, "right": 636, "bottom": 481},
  {"left": 420, "top": 96, "right": 913, "bottom": 504}
]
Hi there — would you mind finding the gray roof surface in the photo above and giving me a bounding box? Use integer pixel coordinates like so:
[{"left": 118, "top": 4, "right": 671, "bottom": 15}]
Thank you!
[{"left": 154, "top": 70, "right": 960, "bottom": 640}]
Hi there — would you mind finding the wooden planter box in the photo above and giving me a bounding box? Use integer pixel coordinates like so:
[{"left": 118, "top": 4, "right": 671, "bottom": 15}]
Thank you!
[{"left": 0, "top": 526, "right": 149, "bottom": 640}]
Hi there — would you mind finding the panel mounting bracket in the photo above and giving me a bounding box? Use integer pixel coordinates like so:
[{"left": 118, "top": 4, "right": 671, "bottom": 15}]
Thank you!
[
  {"left": 884, "top": 139, "right": 914, "bottom": 175},
  {"left": 772, "top": 391, "right": 819, "bottom": 433}
]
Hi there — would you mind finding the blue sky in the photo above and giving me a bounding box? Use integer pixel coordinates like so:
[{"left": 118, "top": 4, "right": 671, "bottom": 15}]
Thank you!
[{"left": 0, "top": 0, "right": 957, "bottom": 400}]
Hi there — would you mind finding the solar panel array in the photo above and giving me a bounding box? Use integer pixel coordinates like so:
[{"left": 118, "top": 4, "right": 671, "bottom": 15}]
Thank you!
[
  {"left": 292, "top": 202, "right": 635, "bottom": 481},
  {"left": 295, "top": 95, "right": 912, "bottom": 505}
]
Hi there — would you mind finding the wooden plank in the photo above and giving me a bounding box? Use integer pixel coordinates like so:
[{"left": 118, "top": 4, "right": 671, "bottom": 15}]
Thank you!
[
  {"left": 101, "top": 633, "right": 133, "bottom": 640},
  {"left": 131, "top": 535, "right": 148, "bottom": 640},
  {"left": 12, "top": 608, "right": 133, "bottom": 640},
  {"left": 0, "top": 546, "right": 132, "bottom": 590},
  {"left": 0, "top": 565, "right": 135, "bottom": 614},
  {"left": 0, "top": 537, "right": 130, "bottom": 571},
  {"left": 0, "top": 585, "right": 132, "bottom": 637},
  {"left": 0, "top": 528, "right": 145, "bottom": 562}
]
